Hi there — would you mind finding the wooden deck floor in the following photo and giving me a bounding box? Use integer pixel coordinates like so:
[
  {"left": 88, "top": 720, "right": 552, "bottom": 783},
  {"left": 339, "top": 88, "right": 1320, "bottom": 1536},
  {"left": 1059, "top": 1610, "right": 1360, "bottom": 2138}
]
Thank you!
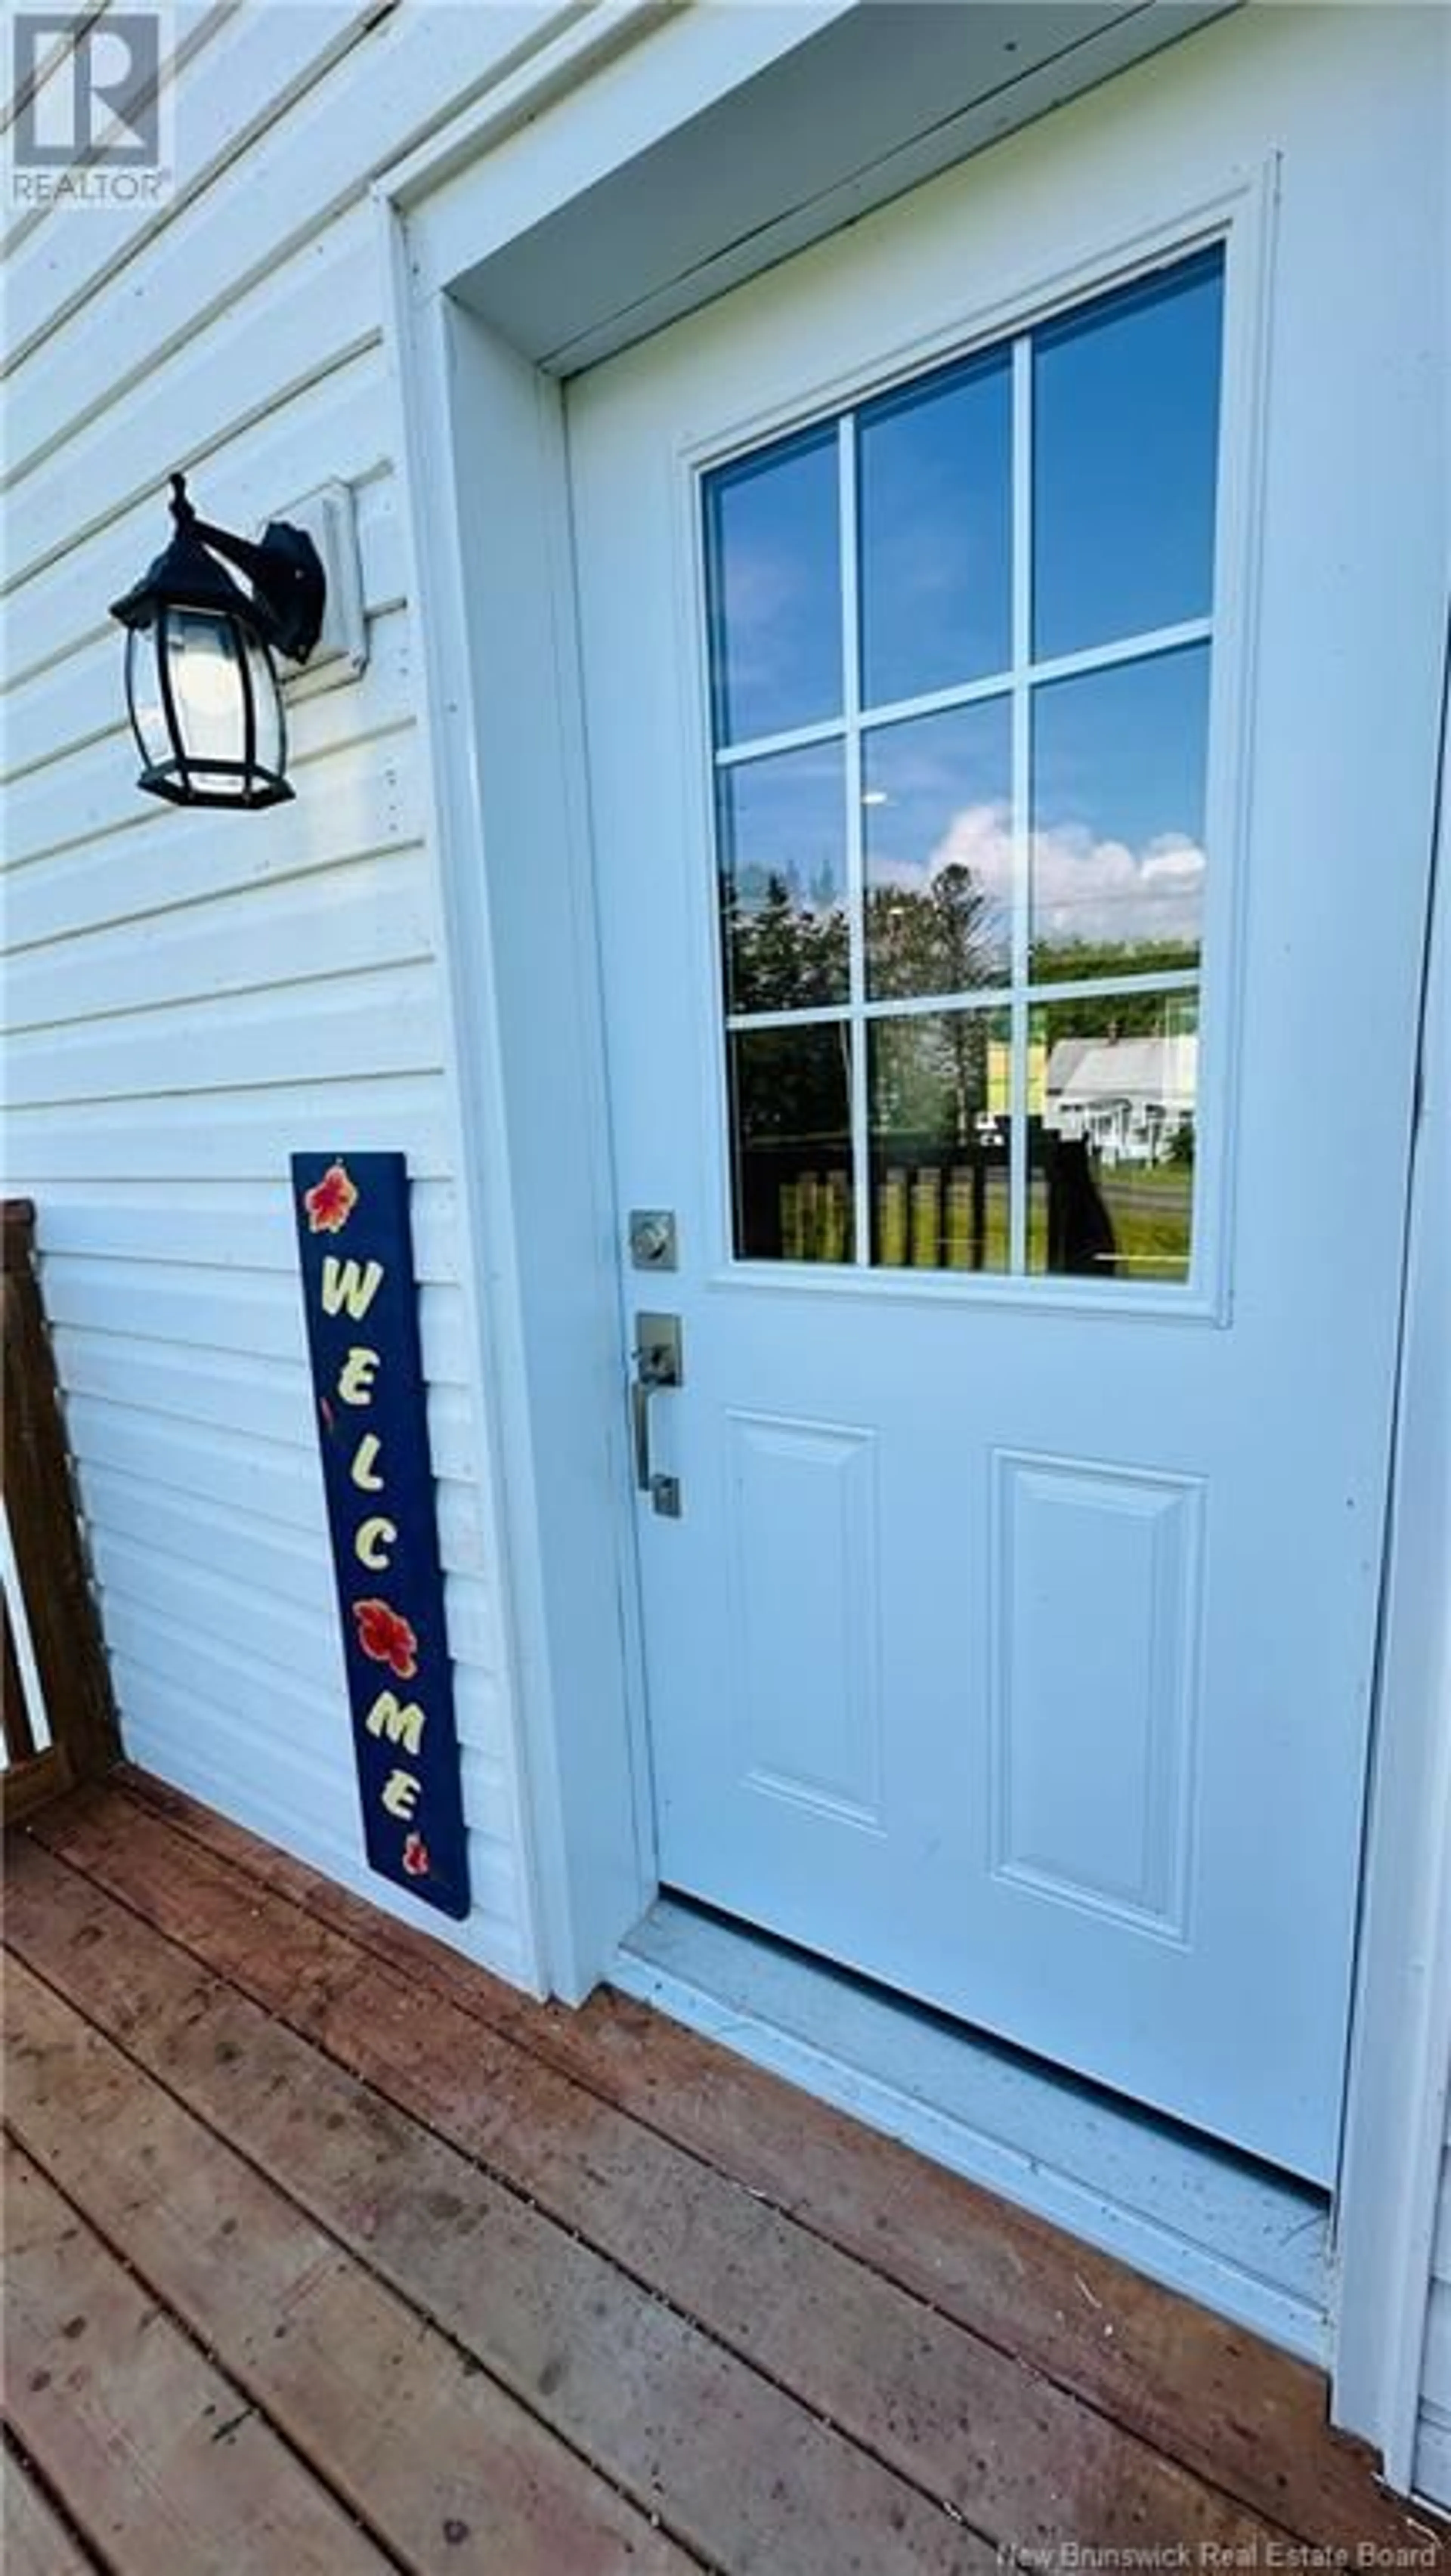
[{"left": 3, "top": 1772, "right": 1445, "bottom": 2574}]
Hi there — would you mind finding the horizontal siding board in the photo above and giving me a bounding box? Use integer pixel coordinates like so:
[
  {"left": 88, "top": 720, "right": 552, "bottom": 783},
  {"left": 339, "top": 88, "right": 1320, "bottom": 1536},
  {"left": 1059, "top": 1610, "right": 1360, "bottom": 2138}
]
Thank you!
[
  {"left": 2, "top": 3, "right": 373, "bottom": 364},
  {"left": 93, "top": 1490, "right": 490, "bottom": 1698},
  {"left": 6, "top": 848, "right": 434, "bottom": 1031},
  {"left": 5, "top": 481, "right": 406, "bottom": 796},
  {"left": 48, "top": 1329, "right": 481, "bottom": 1481},
  {"left": 6, "top": 960, "right": 447, "bottom": 1106},
  {"left": 2, "top": 1074, "right": 457, "bottom": 1181},
  {"left": 113, "top": 1673, "right": 527, "bottom": 1967},
  {"left": 68, "top": 1390, "right": 486, "bottom": 1583},
  {"left": 7, "top": 847, "right": 432, "bottom": 1031},
  {"left": 6, "top": 348, "right": 394, "bottom": 692},
  {"left": 37, "top": 1254, "right": 472, "bottom": 1383},
  {"left": 53, "top": 1327, "right": 318, "bottom": 1450},
  {"left": 435, "top": 1572, "right": 497, "bottom": 1675},
  {"left": 102, "top": 1586, "right": 353, "bottom": 1751},
  {"left": 78, "top": 1477, "right": 506, "bottom": 1748},
  {"left": 5, "top": 3, "right": 569, "bottom": 476},
  {"left": 80, "top": 1463, "right": 337, "bottom": 1615},
  {"left": 6, "top": 200, "right": 382, "bottom": 597},
  {"left": 95, "top": 1531, "right": 345, "bottom": 1695},
  {"left": 67, "top": 1392, "right": 333, "bottom": 1534},
  {"left": 8, "top": 609, "right": 415, "bottom": 864},
  {"left": 35, "top": 1176, "right": 462, "bottom": 1283}
]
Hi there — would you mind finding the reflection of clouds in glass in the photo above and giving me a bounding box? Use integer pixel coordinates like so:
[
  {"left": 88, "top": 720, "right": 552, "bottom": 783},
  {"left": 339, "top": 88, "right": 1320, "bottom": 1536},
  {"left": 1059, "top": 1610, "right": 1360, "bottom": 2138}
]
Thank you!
[
  {"left": 706, "top": 430, "right": 841, "bottom": 744},
  {"left": 898, "top": 802, "right": 1206, "bottom": 953},
  {"left": 1031, "top": 825, "right": 1204, "bottom": 950},
  {"left": 719, "top": 546, "right": 811, "bottom": 702},
  {"left": 864, "top": 700, "right": 1010, "bottom": 896},
  {"left": 872, "top": 797, "right": 1011, "bottom": 895}
]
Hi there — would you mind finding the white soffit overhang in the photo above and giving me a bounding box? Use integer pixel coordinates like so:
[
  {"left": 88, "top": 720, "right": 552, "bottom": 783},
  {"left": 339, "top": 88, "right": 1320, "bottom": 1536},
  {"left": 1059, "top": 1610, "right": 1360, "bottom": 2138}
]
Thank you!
[{"left": 448, "top": 1, "right": 1240, "bottom": 375}]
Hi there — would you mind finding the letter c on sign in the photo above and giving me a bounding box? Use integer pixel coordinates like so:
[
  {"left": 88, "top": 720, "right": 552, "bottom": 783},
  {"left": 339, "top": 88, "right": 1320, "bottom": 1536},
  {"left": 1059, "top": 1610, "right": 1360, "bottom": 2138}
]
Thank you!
[{"left": 355, "top": 1515, "right": 398, "bottom": 1573}]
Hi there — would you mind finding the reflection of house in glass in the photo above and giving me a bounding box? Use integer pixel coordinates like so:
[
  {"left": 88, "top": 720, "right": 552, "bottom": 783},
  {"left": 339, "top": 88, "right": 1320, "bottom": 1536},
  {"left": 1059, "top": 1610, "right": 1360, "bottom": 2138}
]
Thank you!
[{"left": 1044, "top": 1032, "right": 1197, "bottom": 1167}]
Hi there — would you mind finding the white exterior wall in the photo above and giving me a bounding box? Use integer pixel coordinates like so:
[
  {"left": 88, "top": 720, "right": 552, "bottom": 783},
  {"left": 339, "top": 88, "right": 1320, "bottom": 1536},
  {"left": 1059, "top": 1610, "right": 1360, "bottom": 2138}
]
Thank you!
[
  {"left": 1405, "top": 710, "right": 1451, "bottom": 2514},
  {"left": 5, "top": 0, "right": 1451, "bottom": 2503},
  {"left": 0, "top": 0, "right": 606, "bottom": 1986}
]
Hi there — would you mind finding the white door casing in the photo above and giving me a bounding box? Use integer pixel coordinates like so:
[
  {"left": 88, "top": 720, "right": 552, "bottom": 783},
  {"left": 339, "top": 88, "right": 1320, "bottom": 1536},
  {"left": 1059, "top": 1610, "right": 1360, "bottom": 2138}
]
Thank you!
[{"left": 566, "top": 139, "right": 1438, "bottom": 2185}]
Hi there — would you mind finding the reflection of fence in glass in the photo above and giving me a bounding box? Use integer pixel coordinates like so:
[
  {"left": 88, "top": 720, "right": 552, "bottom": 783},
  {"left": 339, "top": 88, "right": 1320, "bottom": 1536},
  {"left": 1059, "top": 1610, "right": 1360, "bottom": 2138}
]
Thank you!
[{"left": 876, "top": 1159, "right": 1009, "bottom": 1270}]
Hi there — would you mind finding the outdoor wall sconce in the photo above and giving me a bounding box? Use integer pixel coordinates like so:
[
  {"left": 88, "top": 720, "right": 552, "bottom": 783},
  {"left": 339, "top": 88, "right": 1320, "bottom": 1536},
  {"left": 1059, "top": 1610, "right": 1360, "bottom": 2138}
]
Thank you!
[{"left": 109, "top": 472, "right": 326, "bottom": 809}]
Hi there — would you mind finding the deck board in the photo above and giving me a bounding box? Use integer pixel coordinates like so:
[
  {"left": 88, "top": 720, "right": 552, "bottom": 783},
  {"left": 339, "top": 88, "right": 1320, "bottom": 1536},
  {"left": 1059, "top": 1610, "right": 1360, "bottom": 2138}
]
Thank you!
[
  {"left": 4, "top": 1955, "right": 695, "bottom": 2576},
  {"left": 2, "top": 2144, "right": 391, "bottom": 2575},
  {"left": 109, "top": 1766, "right": 1400, "bottom": 2546},
  {"left": 4, "top": 1777, "right": 1445, "bottom": 2571},
  {"left": 1, "top": 2434, "right": 102, "bottom": 2576},
  {"left": 23, "top": 1788, "right": 1293, "bottom": 2553}
]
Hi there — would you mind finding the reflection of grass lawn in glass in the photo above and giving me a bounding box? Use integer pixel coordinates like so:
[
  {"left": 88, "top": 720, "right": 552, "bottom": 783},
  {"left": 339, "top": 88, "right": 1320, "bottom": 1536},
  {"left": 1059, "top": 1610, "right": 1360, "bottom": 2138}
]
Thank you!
[{"left": 1028, "top": 1165, "right": 1191, "bottom": 1280}]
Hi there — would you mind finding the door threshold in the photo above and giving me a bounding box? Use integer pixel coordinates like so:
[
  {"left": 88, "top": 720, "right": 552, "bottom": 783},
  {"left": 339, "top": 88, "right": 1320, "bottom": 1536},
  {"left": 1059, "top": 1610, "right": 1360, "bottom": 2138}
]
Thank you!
[{"left": 612, "top": 1895, "right": 1331, "bottom": 2364}]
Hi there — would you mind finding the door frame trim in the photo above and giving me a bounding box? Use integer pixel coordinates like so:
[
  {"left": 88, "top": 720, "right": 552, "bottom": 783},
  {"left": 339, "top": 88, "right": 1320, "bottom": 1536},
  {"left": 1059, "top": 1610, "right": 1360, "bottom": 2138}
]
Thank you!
[{"left": 372, "top": 0, "right": 1449, "bottom": 2482}]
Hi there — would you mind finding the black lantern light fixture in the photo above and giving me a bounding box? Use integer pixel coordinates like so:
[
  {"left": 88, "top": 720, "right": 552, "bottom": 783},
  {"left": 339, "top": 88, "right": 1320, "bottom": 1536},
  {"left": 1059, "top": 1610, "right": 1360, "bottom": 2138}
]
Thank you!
[{"left": 110, "top": 473, "right": 327, "bottom": 809}]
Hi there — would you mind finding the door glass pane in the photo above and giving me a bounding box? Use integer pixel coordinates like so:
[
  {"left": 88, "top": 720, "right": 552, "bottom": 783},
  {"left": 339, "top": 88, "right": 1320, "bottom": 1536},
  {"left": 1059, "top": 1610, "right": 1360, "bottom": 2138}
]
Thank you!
[
  {"left": 1033, "top": 248, "right": 1224, "bottom": 660},
  {"left": 864, "top": 697, "right": 1012, "bottom": 999},
  {"left": 720, "top": 744, "right": 849, "bottom": 1013},
  {"left": 729, "top": 1024, "right": 854, "bottom": 1262},
  {"left": 705, "top": 427, "right": 842, "bottom": 746},
  {"left": 869, "top": 1010, "right": 1011, "bottom": 1271},
  {"left": 703, "top": 243, "right": 1221, "bottom": 1289},
  {"left": 857, "top": 351, "right": 1012, "bottom": 707},
  {"left": 1030, "top": 645, "right": 1210, "bottom": 982},
  {"left": 1028, "top": 993, "right": 1197, "bottom": 1282}
]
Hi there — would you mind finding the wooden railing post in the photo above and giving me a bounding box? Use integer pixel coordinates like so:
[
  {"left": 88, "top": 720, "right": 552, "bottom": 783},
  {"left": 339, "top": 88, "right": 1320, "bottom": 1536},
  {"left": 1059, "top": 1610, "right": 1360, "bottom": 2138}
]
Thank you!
[{"left": 2, "top": 1199, "right": 119, "bottom": 1821}]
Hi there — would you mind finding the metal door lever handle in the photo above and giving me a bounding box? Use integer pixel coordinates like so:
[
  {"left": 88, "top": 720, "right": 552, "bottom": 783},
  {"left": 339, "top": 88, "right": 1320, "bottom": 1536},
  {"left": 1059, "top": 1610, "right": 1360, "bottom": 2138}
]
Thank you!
[{"left": 631, "top": 1312, "right": 683, "bottom": 1514}]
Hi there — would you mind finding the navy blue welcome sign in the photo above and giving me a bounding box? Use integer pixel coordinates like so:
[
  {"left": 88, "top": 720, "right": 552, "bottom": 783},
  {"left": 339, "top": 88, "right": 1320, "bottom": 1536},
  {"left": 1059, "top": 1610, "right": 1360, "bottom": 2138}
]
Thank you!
[{"left": 291, "top": 1152, "right": 470, "bottom": 1921}]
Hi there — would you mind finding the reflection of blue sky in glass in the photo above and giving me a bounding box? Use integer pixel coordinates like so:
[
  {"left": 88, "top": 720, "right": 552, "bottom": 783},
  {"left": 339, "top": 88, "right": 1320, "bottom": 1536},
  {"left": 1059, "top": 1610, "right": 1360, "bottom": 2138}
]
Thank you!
[
  {"left": 864, "top": 697, "right": 1012, "bottom": 992},
  {"left": 1030, "top": 645, "right": 1210, "bottom": 968},
  {"left": 719, "top": 742, "right": 848, "bottom": 1009},
  {"left": 705, "top": 428, "right": 842, "bottom": 746},
  {"left": 858, "top": 352, "right": 1012, "bottom": 708},
  {"left": 1033, "top": 249, "right": 1223, "bottom": 660}
]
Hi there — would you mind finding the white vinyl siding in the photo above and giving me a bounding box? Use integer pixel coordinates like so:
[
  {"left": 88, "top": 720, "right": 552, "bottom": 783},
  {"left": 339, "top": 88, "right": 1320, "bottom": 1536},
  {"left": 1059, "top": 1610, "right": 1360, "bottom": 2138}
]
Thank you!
[{"left": 0, "top": 0, "right": 588, "bottom": 1984}]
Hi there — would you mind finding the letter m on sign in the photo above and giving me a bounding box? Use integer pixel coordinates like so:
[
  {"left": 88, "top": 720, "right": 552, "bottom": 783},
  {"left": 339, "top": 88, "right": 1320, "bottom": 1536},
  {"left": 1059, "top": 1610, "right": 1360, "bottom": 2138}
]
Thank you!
[{"left": 365, "top": 1690, "right": 426, "bottom": 1758}]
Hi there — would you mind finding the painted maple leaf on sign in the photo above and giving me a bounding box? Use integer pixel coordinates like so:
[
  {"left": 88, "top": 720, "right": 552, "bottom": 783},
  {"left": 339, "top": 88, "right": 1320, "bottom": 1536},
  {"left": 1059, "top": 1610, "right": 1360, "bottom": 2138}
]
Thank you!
[
  {"left": 304, "top": 1160, "right": 359, "bottom": 1234},
  {"left": 353, "top": 1597, "right": 419, "bottom": 1680}
]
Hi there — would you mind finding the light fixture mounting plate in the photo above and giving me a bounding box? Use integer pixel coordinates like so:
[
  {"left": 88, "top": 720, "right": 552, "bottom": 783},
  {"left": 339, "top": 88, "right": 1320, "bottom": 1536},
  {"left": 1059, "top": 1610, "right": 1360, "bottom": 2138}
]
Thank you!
[{"left": 263, "top": 481, "right": 369, "bottom": 681}]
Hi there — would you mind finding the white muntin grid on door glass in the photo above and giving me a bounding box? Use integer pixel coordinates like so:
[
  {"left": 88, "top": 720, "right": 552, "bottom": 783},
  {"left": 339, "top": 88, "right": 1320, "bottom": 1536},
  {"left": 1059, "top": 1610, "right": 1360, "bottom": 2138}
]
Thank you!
[{"left": 704, "top": 249, "right": 1219, "bottom": 1289}]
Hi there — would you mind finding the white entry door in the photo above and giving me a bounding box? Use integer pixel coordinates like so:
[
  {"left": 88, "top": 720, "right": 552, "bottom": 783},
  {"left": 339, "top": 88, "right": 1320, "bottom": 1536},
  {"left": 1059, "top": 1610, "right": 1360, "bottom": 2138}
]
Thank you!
[{"left": 565, "top": 138, "right": 1432, "bottom": 2184}]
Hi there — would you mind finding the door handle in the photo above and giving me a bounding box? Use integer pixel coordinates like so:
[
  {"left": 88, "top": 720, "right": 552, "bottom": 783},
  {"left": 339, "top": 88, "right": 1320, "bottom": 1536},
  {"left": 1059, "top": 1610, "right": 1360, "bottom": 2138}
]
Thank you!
[{"left": 632, "top": 1311, "right": 683, "bottom": 1517}]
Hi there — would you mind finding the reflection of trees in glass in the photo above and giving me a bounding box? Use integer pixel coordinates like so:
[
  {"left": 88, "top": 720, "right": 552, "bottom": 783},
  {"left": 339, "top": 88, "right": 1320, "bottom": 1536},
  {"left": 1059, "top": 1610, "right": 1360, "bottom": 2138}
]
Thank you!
[
  {"left": 867, "top": 861, "right": 1003, "bottom": 1000},
  {"left": 873, "top": 1010, "right": 990, "bottom": 1150},
  {"left": 1030, "top": 939, "right": 1195, "bottom": 1016},
  {"left": 732, "top": 1021, "right": 850, "bottom": 1150},
  {"left": 726, "top": 871, "right": 848, "bottom": 1012}
]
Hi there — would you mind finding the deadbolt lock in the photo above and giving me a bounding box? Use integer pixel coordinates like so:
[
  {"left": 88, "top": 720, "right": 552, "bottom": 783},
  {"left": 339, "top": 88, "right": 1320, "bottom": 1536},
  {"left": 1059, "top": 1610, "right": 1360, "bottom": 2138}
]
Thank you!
[{"left": 628, "top": 1208, "right": 677, "bottom": 1271}]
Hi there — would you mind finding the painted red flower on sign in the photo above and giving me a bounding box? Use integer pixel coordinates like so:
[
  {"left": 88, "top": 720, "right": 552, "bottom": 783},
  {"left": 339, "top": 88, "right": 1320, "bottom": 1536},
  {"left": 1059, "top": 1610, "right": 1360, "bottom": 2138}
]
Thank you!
[
  {"left": 353, "top": 1597, "right": 419, "bottom": 1680},
  {"left": 402, "top": 1833, "right": 431, "bottom": 1879},
  {"left": 304, "top": 1160, "right": 358, "bottom": 1234}
]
